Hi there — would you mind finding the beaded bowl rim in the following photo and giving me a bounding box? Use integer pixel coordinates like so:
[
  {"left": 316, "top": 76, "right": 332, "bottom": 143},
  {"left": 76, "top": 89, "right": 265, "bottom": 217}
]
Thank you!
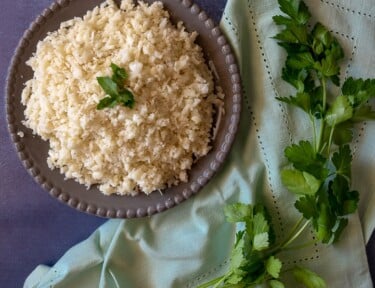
[{"left": 6, "top": 0, "right": 242, "bottom": 219}]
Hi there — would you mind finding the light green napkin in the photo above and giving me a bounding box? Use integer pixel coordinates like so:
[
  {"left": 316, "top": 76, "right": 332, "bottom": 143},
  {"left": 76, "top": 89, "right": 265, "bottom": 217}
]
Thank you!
[{"left": 25, "top": 0, "right": 375, "bottom": 287}]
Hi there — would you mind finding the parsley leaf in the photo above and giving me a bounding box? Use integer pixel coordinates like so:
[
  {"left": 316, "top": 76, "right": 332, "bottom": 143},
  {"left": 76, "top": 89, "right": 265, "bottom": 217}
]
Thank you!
[
  {"left": 316, "top": 53, "right": 341, "bottom": 77},
  {"left": 229, "top": 232, "right": 247, "bottom": 275},
  {"left": 311, "top": 23, "right": 343, "bottom": 84},
  {"left": 253, "top": 213, "right": 270, "bottom": 235},
  {"left": 331, "top": 218, "right": 348, "bottom": 243},
  {"left": 269, "top": 279, "right": 286, "bottom": 288},
  {"left": 281, "top": 169, "right": 321, "bottom": 195},
  {"left": 277, "top": 0, "right": 311, "bottom": 24},
  {"left": 332, "top": 145, "right": 352, "bottom": 179},
  {"left": 253, "top": 232, "right": 269, "bottom": 251},
  {"left": 292, "top": 266, "right": 327, "bottom": 288},
  {"left": 281, "top": 66, "right": 311, "bottom": 92},
  {"left": 111, "top": 62, "right": 128, "bottom": 83},
  {"left": 311, "top": 23, "right": 333, "bottom": 51},
  {"left": 96, "top": 63, "right": 135, "bottom": 110},
  {"left": 352, "top": 105, "right": 375, "bottom": 122},
  {"left": 224, "top": 203, "right": 252, "bottom": 223},
  {"left": 340, "top": 77, "right": 375, "bottom": 123},
  {"left": 314, "top": 201, "right": 334, "bottom": 243},
  {"left": 272, "top": 15, "right": 295, "bottom": 26},
  {"left": 287, "top": 52, "right": 315, "bottom": 69},
  {"left": 295, "top": 195, "right": 318, "bottom": 219},
  {"left": 284, "top": 141, "right": 328, "bottom": 179},
  {"left": 96, "top": 96, "right": 118, "bottom": 110},
  {"left": 118, "top": 90, "right": 135, "bottom": 108},
  {"left": 97, "top": 76, "right": 118, "bottom": 97},
  {"left": 277, "top": 92, "right": 311, "bottom": 113},
  {"left": 331, "top": 121, "right": 354, "bottom": 145},
  {"left": 325, "top": 95, "right": 353, "bottom": 126},
  {"left": 342, "top": 77, "right": 375, "bottom": 107},
  {"left": 266, "top": 256, "right": 282, "bottom": 278},
  {"left": 330, "top": 175, "right": 359, "bottom": 216}
]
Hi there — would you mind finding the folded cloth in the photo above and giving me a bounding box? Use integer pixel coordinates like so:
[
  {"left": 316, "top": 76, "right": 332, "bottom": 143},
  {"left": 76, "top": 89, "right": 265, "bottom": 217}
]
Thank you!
[{"left": 25, "top": 0, "right": 374, "bottom": 287}]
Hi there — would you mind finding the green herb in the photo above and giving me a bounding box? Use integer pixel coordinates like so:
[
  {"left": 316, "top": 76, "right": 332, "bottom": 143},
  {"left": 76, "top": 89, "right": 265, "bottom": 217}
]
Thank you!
[
  {"left": 96, "top": 63, "right": 135, "bottom": 110},
  {"left": 199, "top": 0, "right": 375, "bottom": 287},
  {"left": 197, "top": 203, "right": 323, "bottom": 288},
  {"left": 198, "top": 204, "right": 281, "bottom": 288},
  {"left": 292, "top": 266, "right": 326, "bottom": 288},
  {"left": 274, "top": 0, "right": 375, "bottom": 245}
]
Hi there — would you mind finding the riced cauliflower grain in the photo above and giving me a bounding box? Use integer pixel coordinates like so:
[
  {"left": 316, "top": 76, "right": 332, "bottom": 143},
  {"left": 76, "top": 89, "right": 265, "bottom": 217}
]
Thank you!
[{"left": 21, "top": 0, "right": 220, "bottom": 195}]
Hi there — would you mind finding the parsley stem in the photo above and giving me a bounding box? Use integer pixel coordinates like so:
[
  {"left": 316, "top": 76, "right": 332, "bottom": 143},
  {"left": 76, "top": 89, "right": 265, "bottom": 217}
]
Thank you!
[
  {"left": 310, "top": 113, "right": 318, "bottom": 153},
  {"left": 280, "top": 219, "right": 311, "bottom": 249},
  {"left": 317, "top": 119, "right": 325, "bottom": 153},
  {"left": 269, "top": 216, "right": 304, "bottom": 255},
  {"left": 196, "top": 276, "right": 225, "bottom": 288},
  {"left": 281, "top": 216, "right": 304, "bottom": 246},
  {"left": 316, "top": 77, "right": 327, "bottom": 152},
  {"left": 319, "top": 142, "right": 327, "bottom": 155},
  {"left": 326, "top": 123, "right": 336, "bottom": 156},
  {"left": 281, "top": 239, "right": 318, "bottom": 251}
]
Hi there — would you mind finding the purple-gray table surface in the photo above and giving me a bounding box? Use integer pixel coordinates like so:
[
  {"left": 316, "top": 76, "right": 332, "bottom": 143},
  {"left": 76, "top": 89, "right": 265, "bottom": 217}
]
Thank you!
[{"left": 0, "top": 1, "right": 373, "bottom": 288}]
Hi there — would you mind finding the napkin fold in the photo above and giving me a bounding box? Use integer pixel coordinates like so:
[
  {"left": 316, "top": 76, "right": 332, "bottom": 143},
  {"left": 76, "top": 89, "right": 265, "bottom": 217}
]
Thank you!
[{"left": 25, "top": 0, "right": 375, "bottom": 287}]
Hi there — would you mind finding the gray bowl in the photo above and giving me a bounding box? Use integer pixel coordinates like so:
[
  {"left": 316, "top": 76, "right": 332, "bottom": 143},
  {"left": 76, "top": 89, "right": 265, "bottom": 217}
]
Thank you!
[{"left": 6, "top": 0, "right": 241, "bottom": 218}]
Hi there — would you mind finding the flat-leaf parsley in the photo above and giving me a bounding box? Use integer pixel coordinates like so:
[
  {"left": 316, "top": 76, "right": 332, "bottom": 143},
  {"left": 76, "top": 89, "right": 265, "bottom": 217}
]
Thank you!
[
  {"left": 199, "top": 0, "right": 375, "bottom": 287},
  {"left": 96, "top": 63, "right": 135, "bottom": 110}
]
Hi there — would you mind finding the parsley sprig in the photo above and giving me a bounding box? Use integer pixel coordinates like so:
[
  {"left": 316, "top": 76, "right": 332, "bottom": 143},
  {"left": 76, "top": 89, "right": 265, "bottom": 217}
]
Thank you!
[
  {"left": 198, "top": 203, "right": 325, "bottom": 288},
  {"left": 199, "top": 0, "right": 375, "bottom": 287},
  {"left": 96, "top": 63, "right": 135, "bottom": 110},
  {"left": 274, "top": 0, "right": 375, "bottom": 244}
]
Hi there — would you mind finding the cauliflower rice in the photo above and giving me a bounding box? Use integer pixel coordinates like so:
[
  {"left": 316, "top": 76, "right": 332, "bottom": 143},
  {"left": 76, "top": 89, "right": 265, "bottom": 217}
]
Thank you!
[{"left": 21, "top": 0, "right": 220, "bottom": 195}]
